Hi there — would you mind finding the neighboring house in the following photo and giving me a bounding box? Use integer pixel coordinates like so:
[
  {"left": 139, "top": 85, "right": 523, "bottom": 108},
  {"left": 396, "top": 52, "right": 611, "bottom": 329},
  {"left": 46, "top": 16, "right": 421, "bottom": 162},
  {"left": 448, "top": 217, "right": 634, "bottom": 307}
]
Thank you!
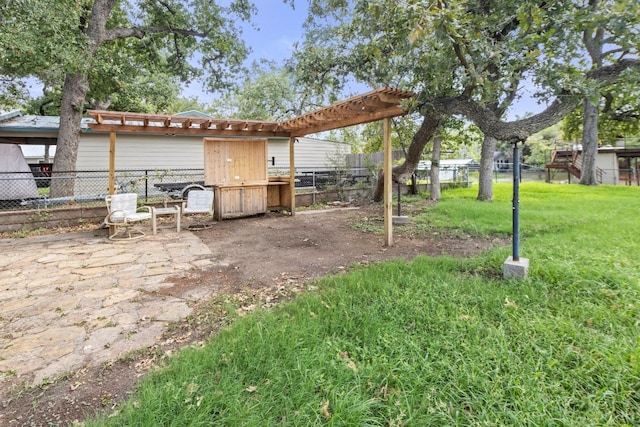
[
  {"left": 0, "top": 111, "right": 351, "bottom": 196},
  {"left": 546, "top": 144, "right": 639, "bottom": 185},
  {"left": 0, "top": 111, "right": 350, "bottom": 171},
  {"left": 493, "top": 151, "right": 511, "bottom": 170},
  {"left": 71, "top": 132, "right": 348, "bottom": 172}
]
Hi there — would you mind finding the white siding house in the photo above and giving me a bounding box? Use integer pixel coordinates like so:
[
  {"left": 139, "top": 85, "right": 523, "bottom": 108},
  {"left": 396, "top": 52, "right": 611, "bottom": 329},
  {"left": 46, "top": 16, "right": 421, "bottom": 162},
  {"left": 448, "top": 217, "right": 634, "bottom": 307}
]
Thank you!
[
  {"left": 77, "top": 134, "right": 350, "bottom": 172},
  {"left": 268, "top": 137, "right": 351, "bottom": 171},
  {"left": 0, "top": 113, "right": 350, "bottom": 171},
  {"left": 593, "top": 146, "right": 618, "bottom": 185},
  {"left": 0, "top": 112, "right": 351, "bottom": 196}
]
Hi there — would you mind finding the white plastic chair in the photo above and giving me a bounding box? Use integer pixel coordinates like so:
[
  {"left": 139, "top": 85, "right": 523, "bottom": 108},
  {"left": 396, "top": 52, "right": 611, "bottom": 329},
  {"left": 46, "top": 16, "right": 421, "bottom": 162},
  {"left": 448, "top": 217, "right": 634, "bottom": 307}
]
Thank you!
[
  {"left": 181, "top": 190, "right": 214, "bottom": 230},
  {"left": 104, "top": 193, "right": 152, "bottom": 240}
]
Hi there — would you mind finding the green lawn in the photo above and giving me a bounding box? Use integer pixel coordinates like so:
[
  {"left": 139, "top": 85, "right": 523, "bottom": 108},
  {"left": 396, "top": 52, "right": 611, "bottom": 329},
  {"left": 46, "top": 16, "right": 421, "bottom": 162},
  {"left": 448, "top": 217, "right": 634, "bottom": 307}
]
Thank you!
[{"left": 88, "top": 183, "right": 640, "bottom": 426}]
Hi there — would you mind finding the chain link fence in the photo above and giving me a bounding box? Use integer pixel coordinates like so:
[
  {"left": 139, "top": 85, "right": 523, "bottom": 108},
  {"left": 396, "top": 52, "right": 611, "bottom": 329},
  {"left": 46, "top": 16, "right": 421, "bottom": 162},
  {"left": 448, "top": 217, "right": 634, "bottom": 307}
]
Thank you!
[
  {"left": 0, "top": 168, "right": 206, "bottom": 211},
  {"left": 0, "top": 167, "right": 382, "bottom": 212},
  {"left": 14, "top": 162, "right": 622, "bottom": 214}
]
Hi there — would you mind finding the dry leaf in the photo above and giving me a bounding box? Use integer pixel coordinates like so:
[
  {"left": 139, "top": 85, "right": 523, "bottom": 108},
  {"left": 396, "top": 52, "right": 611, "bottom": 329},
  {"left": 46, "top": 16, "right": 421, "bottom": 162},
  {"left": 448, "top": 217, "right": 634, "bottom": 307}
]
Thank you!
[
  {"left": 245, "top": 385, "right": 258, "bottom": 393},
  {"left": 321, "top": 400, "right": 332, "bottom": 419},
  {"left": 504, "top": 297, "right": 519, "bottom": 309}
]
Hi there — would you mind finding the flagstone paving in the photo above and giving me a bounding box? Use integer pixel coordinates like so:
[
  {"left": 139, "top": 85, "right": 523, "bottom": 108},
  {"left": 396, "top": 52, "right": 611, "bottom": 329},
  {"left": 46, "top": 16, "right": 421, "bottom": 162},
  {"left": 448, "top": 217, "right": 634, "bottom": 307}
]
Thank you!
[{"left": 0, "top": 228, "right": 217, "bottom": 386}]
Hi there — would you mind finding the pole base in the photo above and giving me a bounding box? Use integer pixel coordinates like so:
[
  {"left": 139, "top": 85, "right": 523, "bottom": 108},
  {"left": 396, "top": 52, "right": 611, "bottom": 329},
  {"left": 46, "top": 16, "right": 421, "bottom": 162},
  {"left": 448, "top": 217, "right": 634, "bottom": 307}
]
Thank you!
[
  {"left": 503, "top": 256, "right": 529, "bottom": 279},
  {"left": 392, "top": 216, "right": 409, "bottom": 224}
]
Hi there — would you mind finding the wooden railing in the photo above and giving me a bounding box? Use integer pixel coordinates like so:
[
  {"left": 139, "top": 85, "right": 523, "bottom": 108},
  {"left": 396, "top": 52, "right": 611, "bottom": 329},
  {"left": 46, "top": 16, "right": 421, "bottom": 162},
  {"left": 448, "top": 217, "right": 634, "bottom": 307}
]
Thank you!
[{"left": 547, "top": 150, "right": 603, "bottom": 183}]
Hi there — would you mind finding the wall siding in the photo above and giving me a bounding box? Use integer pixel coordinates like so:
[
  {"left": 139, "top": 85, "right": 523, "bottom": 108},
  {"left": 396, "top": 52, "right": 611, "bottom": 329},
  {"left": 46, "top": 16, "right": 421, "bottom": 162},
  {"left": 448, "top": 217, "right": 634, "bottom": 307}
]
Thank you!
[
  {"left": 287, "top": 138, "right": 351, "bottom": 172},
  {"left": 78, "top": 134, "right": 207, "bottom": 170},
  {"left": 77, "top": 134, "right": 351, "bottom": 172}
]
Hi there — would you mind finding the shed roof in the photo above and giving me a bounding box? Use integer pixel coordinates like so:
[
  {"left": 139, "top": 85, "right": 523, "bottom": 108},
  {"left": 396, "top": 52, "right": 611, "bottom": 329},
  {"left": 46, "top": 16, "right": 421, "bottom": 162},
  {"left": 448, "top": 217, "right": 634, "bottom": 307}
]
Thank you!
[{"left": 0, "top": 114, "right": 94, "bottom": 145}]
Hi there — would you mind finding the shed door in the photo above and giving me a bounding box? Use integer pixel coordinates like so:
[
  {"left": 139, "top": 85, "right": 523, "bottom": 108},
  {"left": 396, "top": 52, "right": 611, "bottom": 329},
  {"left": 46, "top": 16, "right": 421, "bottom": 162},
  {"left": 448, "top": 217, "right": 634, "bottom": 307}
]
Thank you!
[{"left": 203, "top": 138, "right": 268, "bottom": 185}]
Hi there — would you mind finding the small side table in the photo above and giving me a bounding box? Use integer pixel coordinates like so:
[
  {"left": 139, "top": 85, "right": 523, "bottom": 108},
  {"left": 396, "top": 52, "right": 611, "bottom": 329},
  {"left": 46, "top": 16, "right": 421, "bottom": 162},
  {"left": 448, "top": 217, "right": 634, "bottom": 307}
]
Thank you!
[{"left": 151, "top": 205, "right": 181, "bottom": 235}]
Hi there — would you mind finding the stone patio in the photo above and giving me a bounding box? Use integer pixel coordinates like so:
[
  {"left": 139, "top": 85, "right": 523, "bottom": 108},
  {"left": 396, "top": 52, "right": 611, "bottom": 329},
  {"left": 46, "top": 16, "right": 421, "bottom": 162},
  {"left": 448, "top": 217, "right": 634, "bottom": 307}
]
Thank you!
[{"left": 0, "top": 228, "right": 217, "bottom": 386}]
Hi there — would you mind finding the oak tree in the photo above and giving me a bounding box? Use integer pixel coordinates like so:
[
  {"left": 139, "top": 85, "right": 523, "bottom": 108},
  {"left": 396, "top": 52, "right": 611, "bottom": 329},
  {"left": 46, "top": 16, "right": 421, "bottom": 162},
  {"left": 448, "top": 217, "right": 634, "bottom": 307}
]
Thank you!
[
  {"left": 1, "top": 0, "right": 258, "bottom": 196},
  {"left": 292, "top": 0, "right": 639, "bottom": 200}
]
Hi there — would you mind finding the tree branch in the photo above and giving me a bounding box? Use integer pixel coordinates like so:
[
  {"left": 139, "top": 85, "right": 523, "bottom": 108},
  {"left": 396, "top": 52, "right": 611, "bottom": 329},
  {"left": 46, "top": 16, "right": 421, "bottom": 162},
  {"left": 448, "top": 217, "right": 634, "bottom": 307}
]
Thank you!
[
  {"left": 431, "top": 58, "right": 640, "bottom": 143},
  {"left": 104, "top": 26, "right": 208, "bottom": 42},
  {"left": 157, "top": 0, "right": 177, "bottom": 15},
  {"left": 433, "top": 93, "right": 578, "bottom": 143},
  {"left": 587, "top": 58, "right": 640, "bottom": 84}
]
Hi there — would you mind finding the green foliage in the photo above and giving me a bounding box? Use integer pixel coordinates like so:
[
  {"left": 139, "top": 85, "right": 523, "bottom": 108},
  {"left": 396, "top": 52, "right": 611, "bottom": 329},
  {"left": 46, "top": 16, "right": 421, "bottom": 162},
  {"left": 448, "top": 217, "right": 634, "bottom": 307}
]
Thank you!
[
  {"left": 523, "top": 123, "right": 563, "bottom": 166},
  {"left": 209, "top": 61, "right": 312, "bottom": 121},
  {"left": 0, "top": 0, "right": 259, "bottom": 108},
  {"left": 295, "top": 1, "right": 583, "bottom": 110},
  {"left": 562, "top": 77, "right": 640, "bottom": 144},
  {"left": 439, "top": 117, "right": 483, "bottom": 160},
  {"left": 87, "top": 183, "right": 640, "bottom": 426},
  {"left": 0, "top": 0, "right": 86, "bottom": 107},
  {"left": 164, "top": 96, "right": 208, "bottom": 115},
  {"left": 360, "top": 116, "right": 420, "bottom": 153},
  {"left": 359, "top": 116, "right": 481, "bottom": 160},
  {"left": 326, "top": 125, "right": 363, "bottom": 153}
]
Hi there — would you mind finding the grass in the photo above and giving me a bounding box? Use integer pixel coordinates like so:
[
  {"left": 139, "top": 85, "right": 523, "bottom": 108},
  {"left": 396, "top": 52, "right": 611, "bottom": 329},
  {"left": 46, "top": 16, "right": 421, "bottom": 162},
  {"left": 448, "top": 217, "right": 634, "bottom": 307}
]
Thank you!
[{"left": 87, "top": 183, "right": 640, "bottom": 426}]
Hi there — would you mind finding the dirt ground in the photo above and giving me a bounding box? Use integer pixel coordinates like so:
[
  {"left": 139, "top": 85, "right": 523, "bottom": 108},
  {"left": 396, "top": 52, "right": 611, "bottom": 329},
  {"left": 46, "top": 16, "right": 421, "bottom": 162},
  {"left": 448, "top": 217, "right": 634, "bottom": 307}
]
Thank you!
[{"left": 1, "top": 200, "right": 506, "bottom": 426}]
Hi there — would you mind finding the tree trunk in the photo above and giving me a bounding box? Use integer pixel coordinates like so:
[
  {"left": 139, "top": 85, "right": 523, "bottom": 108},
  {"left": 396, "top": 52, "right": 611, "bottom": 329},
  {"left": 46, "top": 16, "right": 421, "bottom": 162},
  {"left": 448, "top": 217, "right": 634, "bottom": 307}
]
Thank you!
[
  {"left": 409, "top": 174, "right": 418, "bottom": 194},
  {"left": 579, "top": 97, "right": 600, "bottom": 185},
  {"left": 477, "top": 135, "right": 498, "bottom": 201},
  {"left": 373, "top": 111, "right": 443, "bottom": 201},
  {"left": 429, "top": 134, "right": 442, "bottom": 201},
  {"left": 50, "top": 74, "right": 90, "bottom": 197},
  {"left": 50, "top": 0, "right": 115, "bottom": 197}
]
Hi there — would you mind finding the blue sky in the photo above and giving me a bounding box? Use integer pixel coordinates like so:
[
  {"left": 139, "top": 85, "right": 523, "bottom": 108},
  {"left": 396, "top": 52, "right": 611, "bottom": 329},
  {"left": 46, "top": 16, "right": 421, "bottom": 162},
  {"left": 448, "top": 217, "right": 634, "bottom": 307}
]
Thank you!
[
  {"left": 185, "top": 2, "right": 309, "bottom": 102},
  {"left": 243, "top": 2, "right": 307, "bottom": 63}
]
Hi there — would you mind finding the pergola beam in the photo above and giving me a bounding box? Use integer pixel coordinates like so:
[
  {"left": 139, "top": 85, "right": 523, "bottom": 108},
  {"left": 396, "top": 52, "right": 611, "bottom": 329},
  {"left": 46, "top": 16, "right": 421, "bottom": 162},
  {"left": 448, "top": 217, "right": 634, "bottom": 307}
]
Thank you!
[
  {"left": 88, "top": 123, "right": 291, "bottom": 138},
  {"left": 287, "top": 106, "right": 406, "bottom": 137},
  {"left": 87, "top": 88, "right": 415, "bottom": 139}
]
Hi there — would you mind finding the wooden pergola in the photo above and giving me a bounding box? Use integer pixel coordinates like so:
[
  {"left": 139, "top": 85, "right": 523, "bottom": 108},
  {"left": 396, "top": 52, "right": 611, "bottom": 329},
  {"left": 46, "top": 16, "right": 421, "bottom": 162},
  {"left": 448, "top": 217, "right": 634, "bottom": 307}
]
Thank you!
[{"left": 87, "top": 87, "right": 416, "bottom": 246}]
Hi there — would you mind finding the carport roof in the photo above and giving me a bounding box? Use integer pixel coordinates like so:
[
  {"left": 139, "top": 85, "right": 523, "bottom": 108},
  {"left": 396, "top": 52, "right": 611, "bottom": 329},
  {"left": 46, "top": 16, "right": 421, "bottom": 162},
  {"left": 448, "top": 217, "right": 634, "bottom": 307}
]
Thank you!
[{"left": 87, "top": 87, "right": 415, "bottom": 138}]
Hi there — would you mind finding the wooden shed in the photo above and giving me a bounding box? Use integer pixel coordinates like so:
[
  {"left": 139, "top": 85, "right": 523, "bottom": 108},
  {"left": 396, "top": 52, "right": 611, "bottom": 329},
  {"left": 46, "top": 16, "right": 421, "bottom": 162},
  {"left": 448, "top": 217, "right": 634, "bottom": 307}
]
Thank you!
[{"left": 203, "top": 138, "right": 269, "bottom": 219}]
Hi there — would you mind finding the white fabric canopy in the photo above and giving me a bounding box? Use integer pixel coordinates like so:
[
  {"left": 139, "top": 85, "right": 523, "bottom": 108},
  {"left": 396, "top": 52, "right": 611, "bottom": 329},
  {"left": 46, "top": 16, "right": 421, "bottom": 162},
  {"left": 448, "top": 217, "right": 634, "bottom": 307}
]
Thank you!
[{"left": 0, "top": 144, "right": 39, "bottom": 200}]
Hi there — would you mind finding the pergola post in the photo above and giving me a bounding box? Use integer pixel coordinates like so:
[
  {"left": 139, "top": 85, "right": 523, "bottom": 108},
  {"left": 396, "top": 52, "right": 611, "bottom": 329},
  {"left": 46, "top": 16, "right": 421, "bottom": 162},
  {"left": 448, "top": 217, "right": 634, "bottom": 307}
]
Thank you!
[
  {"left": 108, "top": 131, "right": 116, "bottom": 195},
  {"left": 289, "top": 136, "right": 296, "bottom": 215},
  {"left": 108, "top": 131, "right": 116, "bottom": 236},
  {"left": 383, "top": 117, "right": 393, "bottom": 246}
]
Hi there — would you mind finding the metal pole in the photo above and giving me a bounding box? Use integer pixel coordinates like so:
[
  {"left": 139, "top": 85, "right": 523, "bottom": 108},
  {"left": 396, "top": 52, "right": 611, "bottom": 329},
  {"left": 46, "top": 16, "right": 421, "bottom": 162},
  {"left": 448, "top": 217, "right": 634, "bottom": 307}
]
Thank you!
[
  {"left": 512, "top": 142, "right": 520, "bottom": 261},
  {"left": 312, "top": 172, "right": 316, "bottom": 205}
]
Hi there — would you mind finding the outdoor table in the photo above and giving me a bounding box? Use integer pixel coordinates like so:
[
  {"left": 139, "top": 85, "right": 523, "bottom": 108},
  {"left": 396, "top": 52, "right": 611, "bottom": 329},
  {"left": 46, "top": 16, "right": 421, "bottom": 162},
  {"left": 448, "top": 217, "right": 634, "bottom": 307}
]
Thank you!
[{"left": 150, "top": 205, "right": 181, "bottom": 234}]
